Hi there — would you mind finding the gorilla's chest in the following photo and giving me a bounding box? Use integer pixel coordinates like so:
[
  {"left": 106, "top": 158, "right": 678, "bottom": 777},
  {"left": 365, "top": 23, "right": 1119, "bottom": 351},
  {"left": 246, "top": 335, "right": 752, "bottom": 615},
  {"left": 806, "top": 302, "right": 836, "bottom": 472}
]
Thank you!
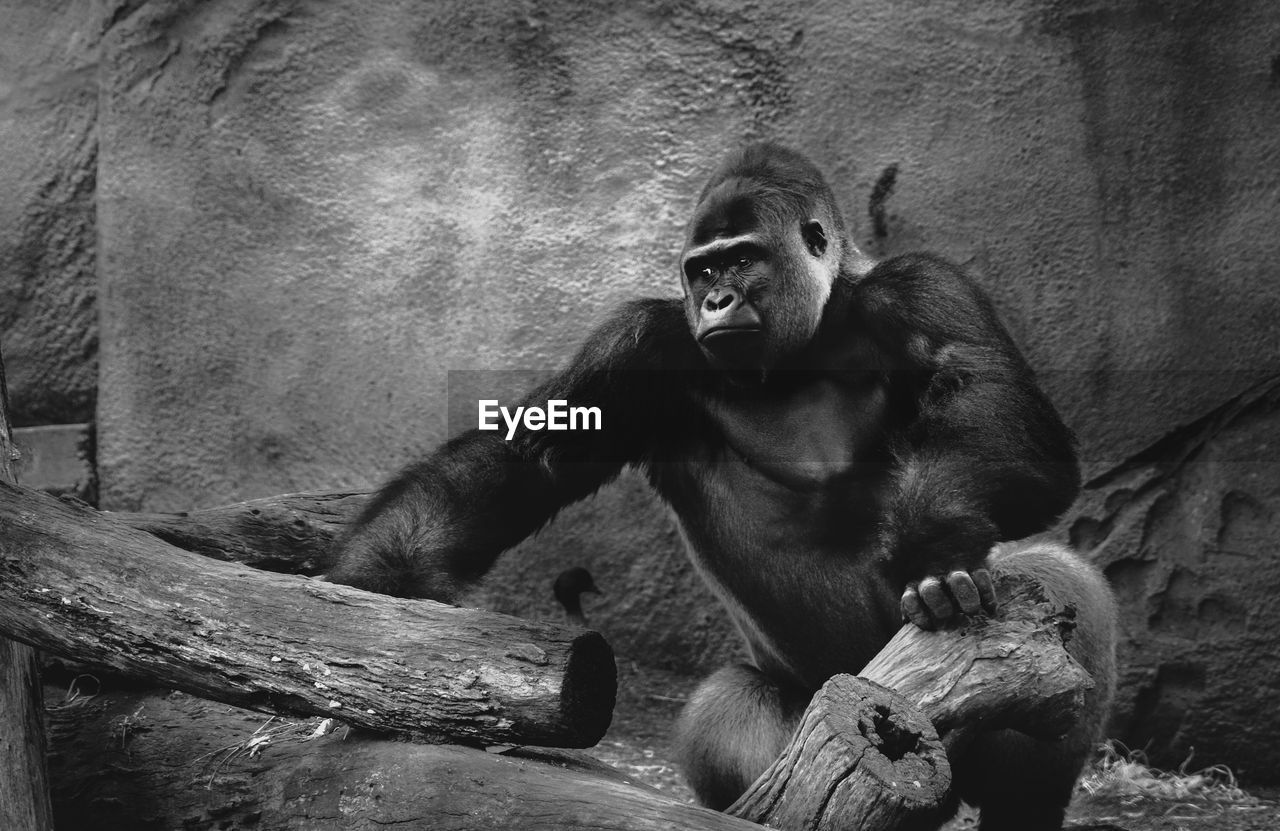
[{"left": 706, "top": 374, "right": 888, "bottom": 490}]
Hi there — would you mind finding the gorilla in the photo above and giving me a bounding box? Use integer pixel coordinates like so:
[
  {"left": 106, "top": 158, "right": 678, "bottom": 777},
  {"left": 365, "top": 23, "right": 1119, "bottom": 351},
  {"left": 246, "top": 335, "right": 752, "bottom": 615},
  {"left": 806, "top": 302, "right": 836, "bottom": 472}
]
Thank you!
[{"left": 328, "top": 143, "right": 1116, "bottom": 831}]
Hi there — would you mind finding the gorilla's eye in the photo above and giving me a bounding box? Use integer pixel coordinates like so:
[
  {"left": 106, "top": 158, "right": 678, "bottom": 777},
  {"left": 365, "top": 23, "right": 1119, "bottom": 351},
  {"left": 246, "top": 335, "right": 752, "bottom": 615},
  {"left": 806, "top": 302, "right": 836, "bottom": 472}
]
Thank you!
[
  {"left": 699, "top": 266, "right": 714, "bottom": 280},
  {"left": 736, "top": 256, "right": 754, "bottom": 269}
]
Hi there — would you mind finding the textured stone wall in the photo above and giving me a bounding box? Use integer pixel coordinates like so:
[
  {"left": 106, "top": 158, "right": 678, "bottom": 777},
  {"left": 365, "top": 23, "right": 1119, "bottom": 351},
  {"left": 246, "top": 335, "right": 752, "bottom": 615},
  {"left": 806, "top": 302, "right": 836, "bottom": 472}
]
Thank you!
[
  {"left": 0, "top": 0, "right": 100, "bottom": 427},
  {"left": 3, "top": 0, "right": 1279, "bottom": 780}
]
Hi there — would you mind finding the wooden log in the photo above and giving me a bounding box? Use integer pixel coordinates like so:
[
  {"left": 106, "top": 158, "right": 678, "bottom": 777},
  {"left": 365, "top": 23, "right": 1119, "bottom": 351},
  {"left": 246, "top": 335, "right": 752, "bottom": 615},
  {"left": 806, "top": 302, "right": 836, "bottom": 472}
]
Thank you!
[
  {"left": 45, "top": 685, "right": 757, "bottom": 831},
  {"left": 860, "top": 572, "right": 1093, "bottom": 752},
  {"left": 34, "top": 564, "right": 1087, "bottom": 831},
  {"left": 0, "top": 350, "right": 55, "bottom": 831},
  {"left": 727, "top": 571, "right": 1092, "bottom": 831},
  {"left": 728, "top": 675, "right": 950, "bottom": 831},
  {"left": 29, "top": 464, "right": 1087, "bottom": 829},
  {"left": 40, "top": 574, "right": 1088, "bottom": 831},
  {"left": 0, "top": 641, "right": 54, "bottom": 829},
  {"left": 0, "top": 482, "right": 614, "bottom": 748},
  {"left": 113, "top": 490, "right": 369, "bottom": 574}
]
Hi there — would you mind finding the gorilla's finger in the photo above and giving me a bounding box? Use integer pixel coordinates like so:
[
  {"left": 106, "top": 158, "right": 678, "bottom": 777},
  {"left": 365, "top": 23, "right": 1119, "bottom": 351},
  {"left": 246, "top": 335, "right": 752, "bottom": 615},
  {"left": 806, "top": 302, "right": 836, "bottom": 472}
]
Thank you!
[
  {"left": 947, "top": 570, "right": 982, "bottom": 614},
  {"left": 901, "top": 584, "right": 933, "bottom": 629},
  {"left": 972, "top": 568, "right": 998, "bottom": 612},
  {"left": 918, "top": 576, "right": 955, "bottom": 621}
]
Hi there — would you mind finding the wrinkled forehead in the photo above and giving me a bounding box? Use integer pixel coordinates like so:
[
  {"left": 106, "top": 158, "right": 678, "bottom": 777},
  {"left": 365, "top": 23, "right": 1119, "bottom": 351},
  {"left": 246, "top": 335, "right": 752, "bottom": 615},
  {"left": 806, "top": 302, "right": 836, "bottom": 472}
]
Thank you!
[{"left": 685, "top": 177, "right": 798, "bottom": 249}]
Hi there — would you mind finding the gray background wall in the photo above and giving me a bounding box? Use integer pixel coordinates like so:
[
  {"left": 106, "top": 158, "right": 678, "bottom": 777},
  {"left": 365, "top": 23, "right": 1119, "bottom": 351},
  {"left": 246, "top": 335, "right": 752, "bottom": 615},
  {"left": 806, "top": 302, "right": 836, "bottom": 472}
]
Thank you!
[{"left": 3, "top": 0, "right": 1280, "bottom": 781}]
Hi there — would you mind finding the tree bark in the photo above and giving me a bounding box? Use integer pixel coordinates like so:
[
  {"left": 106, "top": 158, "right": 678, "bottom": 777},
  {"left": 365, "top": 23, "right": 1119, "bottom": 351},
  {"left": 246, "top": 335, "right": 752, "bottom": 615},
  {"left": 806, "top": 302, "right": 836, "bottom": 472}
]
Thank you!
[
  {"left": 0, "top": 482, "right": 614, "bottom": 748},
  {"left": 114, "top": 490, "right": 369, "bottom": 574},
  {"left": 45, "top": 685, "right": 758, "bottom": 831},
  {"left": 0, "top": 350, "right": 56, "bottom": 831}
]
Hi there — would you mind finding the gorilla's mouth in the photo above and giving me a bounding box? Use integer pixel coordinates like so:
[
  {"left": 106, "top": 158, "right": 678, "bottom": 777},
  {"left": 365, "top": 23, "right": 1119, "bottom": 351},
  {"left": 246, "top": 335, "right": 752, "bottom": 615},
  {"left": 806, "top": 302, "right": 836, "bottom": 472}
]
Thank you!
[{"left": 699, "top": 327, "right": 764, "bottom": 367}]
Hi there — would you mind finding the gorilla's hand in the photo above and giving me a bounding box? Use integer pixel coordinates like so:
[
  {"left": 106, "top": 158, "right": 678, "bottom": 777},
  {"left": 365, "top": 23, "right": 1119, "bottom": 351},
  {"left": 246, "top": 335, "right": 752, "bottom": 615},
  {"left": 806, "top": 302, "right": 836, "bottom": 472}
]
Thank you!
[
  {"left": 325, "top": 511, "right": 466, "bottom": 603},
  {"left": 900, "top": 567, "right": 997, "bottom": 629}
]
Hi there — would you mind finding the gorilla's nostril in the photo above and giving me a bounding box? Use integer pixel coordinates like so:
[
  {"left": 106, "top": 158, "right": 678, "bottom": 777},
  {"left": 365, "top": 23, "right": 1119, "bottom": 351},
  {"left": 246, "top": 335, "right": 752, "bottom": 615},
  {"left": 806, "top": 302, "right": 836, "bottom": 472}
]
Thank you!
[{"left": 705, "top": 291, "right": 736, "bottom": 312}]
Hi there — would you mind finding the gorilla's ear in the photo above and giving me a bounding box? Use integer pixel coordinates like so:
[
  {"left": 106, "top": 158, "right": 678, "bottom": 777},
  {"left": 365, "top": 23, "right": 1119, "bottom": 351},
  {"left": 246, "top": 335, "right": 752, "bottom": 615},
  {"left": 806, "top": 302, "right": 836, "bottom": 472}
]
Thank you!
[{"left": 801, "top": 219, "right": 828, "bottom": 258}]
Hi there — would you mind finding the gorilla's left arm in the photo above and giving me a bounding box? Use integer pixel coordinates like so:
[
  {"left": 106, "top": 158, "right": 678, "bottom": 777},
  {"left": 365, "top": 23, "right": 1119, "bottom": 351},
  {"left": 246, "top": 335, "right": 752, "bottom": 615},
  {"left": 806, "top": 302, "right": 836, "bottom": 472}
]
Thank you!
[{"left": 855, "top": 253, "right": 1081, "bottom": 625}]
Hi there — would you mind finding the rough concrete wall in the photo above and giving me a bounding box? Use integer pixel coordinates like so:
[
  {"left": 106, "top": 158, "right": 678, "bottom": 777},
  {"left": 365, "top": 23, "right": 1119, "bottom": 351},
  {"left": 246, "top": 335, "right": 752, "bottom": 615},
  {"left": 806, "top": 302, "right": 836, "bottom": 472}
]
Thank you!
[
  {"left": 4, "top": 0, "right": 1280, "bottom": 780},
  {"left": 0, "top": 0, "right": 101, "bottom": 426}
]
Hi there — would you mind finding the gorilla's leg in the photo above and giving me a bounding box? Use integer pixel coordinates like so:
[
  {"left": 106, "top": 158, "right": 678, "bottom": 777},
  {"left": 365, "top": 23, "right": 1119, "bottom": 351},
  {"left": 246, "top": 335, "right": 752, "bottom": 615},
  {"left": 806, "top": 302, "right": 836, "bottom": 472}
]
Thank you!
[
  {"left": 674, "top": 663, "right": 809, "bottom": 810},
  {"left": 955, "top": 542, "right": 1118, "bottom": 831}
]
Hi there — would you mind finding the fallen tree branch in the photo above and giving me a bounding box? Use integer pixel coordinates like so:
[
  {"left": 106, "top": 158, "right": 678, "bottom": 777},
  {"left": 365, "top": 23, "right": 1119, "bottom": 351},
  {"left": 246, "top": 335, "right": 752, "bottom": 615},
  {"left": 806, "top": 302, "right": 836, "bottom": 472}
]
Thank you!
[
  {"left": 0, "top": 482, "right": 614, "bottom": 748},
  {"left": 111, "top": 490, "right": 369, "bottom": 574}
]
